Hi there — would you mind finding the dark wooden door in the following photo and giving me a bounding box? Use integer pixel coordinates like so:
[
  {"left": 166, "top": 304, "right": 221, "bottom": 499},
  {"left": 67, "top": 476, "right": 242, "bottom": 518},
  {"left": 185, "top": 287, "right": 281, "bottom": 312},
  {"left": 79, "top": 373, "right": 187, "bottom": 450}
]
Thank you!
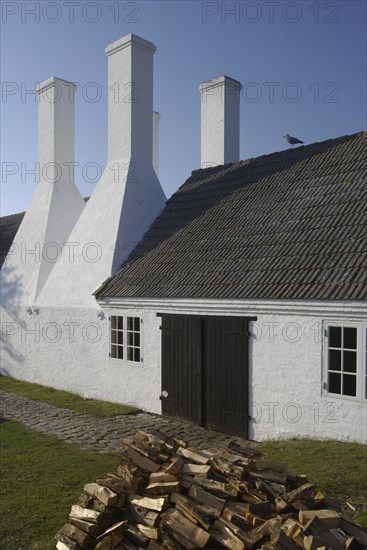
[
  {"left": 204, "top": 316, "right": 248, "bottom": 437},
  {"left": 160, "top": 314, "right": 202, "bottom": 424},
  {"left": 160, "top": 314, "right": 249, "bottom": 437}
]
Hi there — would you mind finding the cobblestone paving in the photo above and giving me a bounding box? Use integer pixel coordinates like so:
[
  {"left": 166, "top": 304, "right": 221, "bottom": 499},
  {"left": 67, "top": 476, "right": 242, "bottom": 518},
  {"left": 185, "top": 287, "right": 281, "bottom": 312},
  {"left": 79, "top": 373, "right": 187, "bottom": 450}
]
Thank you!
[{"left": 0, "top": 391, "right": 248, "bottom": 452}]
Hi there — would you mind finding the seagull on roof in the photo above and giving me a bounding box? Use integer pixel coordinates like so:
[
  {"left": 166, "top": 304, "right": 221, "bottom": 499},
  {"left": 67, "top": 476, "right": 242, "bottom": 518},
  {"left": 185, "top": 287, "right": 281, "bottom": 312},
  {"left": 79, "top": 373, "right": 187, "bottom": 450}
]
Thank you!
[{"left": 284, "top": 134, "right": 304, "bottom": 148}]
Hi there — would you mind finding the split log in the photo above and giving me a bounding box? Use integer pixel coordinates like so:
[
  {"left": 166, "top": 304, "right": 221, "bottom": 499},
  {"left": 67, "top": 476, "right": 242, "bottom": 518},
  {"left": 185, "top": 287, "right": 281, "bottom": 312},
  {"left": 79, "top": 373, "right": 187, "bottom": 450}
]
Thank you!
[
  {"left": 83, "top": 483, "right": 118, "bottom": 507},
  {"left": 160, "top": 508, "right": 211, "bottom": 549},
  {"left": 128, "top": 494, "right": 169, "bottom": 512},
  {"left": 210, "top": 519, "right": 245, "bottom": 550},
  {"left": 299, "top": 509, "right": 341, "bottom": 529}
]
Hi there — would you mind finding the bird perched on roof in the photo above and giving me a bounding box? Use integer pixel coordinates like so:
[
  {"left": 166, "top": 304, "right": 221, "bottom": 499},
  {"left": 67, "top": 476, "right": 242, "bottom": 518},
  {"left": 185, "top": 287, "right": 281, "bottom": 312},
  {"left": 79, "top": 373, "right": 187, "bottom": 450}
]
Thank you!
[{"left": 284, "top": 134, "right": 304, "bottom": 148}]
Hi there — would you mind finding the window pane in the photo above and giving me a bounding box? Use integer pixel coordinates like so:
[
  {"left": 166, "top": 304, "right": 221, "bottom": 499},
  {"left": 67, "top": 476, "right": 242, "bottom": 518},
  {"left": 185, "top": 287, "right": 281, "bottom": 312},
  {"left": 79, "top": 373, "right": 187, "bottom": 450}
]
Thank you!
[
  {"left": 134, "top": 348, "right": 140, "bottom": 362},
  {"left": 329, "top": 326, "right": 341, "bottom": 348},
  {"left": 134, "top": 317, "right": 140, "bottom": 331},
  {"left": 329, "top": 349, "right": 341, "bottom": 371},
  {"left": 117, "top": 331, "right": 123, "bottom": 345},
  {"left": 111, "top": 330, "right": 117, "bottom": 344},
  {"left": 117, "top": 346, "right": 123, "bottom": 359},
  {"left": 111, "top": 344, "right": 117, "bottom": 358},
  {"left": 134, "top": 333, "right": 140, "bottom": 347},
  {"left": 127, "top": 317, "right": 133, "bottom": 330},
  {"left": 344, "top": 327, "right": 357, "bottom": 350},
  {"left": 343, "top": 374, "right": 356, "bottom": 397},
  {"left": 127, "top": 347, "right": 133, "bottom": 361},
  {"left": 343, "top": 351, "right": 356, "bottom": 373},
  {"left": 117, "top": 316, "right": 123, "bottom": 330},
  {"left": 328, "top": 372, "right": 341, "bottom": 394},
  {"left": 111, "top": 316, "right": 116, "bottom": 329},
  {"left": 127, "top": 332, "right": 134, "bottom": 346}
]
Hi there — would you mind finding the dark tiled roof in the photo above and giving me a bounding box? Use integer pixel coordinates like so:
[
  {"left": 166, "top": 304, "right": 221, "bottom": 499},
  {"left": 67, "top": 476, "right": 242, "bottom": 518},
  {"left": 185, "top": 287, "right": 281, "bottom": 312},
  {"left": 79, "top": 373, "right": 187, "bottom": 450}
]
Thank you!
[
  {"left": 0, "top": 197, "right": 90, "bottom": 270},
  {"left": 97, "top": 132, "right": 367, "bottom": 301},
  {"left": 0, "top": 212, "right": 24, "bottom": 269}
]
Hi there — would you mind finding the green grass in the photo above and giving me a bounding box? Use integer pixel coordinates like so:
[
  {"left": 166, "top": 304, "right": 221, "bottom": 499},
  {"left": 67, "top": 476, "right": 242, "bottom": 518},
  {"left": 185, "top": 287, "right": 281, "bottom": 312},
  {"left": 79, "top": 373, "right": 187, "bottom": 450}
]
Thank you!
[
  {"left": 0, "top": 419, "right": 119, "bottom": 550},
  {"left": 260, "top": 439, "right": 367, "bottom": 526},
  {"left": 0, "top": 375, "right": 141, "bottom": 417}
]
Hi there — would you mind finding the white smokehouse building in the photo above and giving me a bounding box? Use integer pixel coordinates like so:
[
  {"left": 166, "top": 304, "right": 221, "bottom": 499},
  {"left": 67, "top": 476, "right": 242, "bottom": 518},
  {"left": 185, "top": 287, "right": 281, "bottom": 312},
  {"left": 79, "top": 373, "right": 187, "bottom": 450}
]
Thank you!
[{"left": 1, "top": 33, "right": 366, "bottom": 444}]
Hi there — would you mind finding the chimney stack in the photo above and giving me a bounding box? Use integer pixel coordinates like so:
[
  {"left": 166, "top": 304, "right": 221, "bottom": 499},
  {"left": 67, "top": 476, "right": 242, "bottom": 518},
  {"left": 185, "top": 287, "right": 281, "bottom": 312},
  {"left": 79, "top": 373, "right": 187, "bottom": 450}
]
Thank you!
[
  {"left": 199, "top": 76, "right": 242, "bottom": 168},
  {"left": 152, "top": 111, "right": 160, "bottom": 175},
  {"left": 106, "top": 34, "right": 156, "bottom": 165},
  {"left": 37, "top": 77, "right": 77, "bottom": 183}
]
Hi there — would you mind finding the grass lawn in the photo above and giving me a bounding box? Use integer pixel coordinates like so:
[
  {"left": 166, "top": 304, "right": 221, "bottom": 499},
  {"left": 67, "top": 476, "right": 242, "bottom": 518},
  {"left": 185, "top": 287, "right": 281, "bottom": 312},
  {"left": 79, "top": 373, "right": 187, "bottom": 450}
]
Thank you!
[
  {"left": 0, "top": 375, "right": 140, "bottom": 417},
  {"left": 261, "top": 439, "right": 367, "bottom": 527},
  {"left": 0, "top": 419, "right": 119, "bottom": 550}
]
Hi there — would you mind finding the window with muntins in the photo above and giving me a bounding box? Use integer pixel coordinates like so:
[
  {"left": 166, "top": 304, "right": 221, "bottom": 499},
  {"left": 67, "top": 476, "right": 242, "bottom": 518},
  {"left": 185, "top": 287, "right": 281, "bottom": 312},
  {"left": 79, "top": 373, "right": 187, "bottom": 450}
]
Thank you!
[
  {"left": 110, "top": 315, "right": 141, "bottom": 363},
  {"left": 325, "top": 324, "right": 366, "bottom": 400}
]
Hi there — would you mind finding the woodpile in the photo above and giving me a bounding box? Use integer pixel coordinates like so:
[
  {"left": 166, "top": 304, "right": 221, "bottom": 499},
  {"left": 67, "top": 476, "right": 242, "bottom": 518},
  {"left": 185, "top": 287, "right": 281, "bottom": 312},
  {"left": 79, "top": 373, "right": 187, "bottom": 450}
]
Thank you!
[{"left": 56, "top": 430, "right": 367, "bottom": 549}]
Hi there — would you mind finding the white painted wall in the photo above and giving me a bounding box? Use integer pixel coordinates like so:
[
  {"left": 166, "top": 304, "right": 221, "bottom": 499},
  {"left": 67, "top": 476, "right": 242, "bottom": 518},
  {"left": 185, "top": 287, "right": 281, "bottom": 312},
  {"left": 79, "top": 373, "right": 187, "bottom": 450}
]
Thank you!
[
  {"left": 100, "top": 298, "right": 367, "bottom": 444},
  {"left": 2, "top": 298, "right": 365, "bottom": 444},
  {"left": 200, "top": 76, "right": 242, "bottom": 167}
]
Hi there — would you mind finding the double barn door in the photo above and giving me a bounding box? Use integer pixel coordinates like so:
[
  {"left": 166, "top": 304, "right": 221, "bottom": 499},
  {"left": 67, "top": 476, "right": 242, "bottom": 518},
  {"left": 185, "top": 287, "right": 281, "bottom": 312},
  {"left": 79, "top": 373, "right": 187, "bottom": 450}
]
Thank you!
[{"left": 160, "top": 314, "right": 250, "bottom": 437}]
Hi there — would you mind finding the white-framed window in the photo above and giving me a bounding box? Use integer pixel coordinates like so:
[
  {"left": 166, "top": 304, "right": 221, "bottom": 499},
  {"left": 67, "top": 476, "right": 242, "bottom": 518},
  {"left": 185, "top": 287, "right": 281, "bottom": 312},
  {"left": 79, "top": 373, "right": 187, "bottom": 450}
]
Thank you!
[
  {"left": 110, "top": 315, "right": 142, "bottom": 363},
  {"left": 324, "top": 323, "right": 367, "bottom": 401}
]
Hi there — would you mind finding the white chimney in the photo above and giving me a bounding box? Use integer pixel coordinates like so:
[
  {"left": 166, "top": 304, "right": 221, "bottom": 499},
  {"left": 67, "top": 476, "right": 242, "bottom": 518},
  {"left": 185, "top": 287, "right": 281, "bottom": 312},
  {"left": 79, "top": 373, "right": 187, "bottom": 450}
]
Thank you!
[
  {"left": 1, "top": 76, "right": 85, "bottom": 304},
  {"left": 38, "top": 34, "right": 166, "bottom": 308},
  {"left": 37, "top": 77, "right": 77, "bottom": 183},
  {"left": 106, "top": 34, "right": 156, "bottom": 164},
  {"left": 153, "top": 111, "right": 160, "bottom": 175},
  {"left": 199, "top": 75, "right": 242, "bottom": 167}
]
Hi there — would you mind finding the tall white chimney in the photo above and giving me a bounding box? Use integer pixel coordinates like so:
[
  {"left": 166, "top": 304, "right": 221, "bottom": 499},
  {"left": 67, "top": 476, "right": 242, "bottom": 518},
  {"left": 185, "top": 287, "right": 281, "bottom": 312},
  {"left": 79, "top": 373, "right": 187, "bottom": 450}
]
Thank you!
[
  {"left": 153, "top": 111, "right": 160, "bottom": 175},
  {"left": 106, "top": 34, "right": 156, "bottom": 164},
  {"left": 38, "top": 34, "right": 166, "bottom": 308},
  {"left": 1, "top": 76, "right": 85, "bottom": 304},
  {"left": 199, "top": 75, "right": 242, "bottom": 167},
  {"left": 37, "top": 77, "right": 77, "bottom": 183}
]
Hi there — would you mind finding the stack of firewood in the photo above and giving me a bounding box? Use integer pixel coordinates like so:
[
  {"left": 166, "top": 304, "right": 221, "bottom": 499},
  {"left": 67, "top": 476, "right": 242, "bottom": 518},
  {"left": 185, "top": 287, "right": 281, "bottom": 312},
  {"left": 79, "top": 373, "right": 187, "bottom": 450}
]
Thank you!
[{"left": 55, "top": 430, "right": 367, "bottom": 549}]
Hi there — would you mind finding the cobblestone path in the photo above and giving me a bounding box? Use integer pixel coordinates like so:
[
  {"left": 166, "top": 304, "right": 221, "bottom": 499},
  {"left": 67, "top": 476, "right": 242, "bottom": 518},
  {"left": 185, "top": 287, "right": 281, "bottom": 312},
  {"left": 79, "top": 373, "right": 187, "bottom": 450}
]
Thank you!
[{"left": 0, "top": 390, "right": 247, "bottom": 452}]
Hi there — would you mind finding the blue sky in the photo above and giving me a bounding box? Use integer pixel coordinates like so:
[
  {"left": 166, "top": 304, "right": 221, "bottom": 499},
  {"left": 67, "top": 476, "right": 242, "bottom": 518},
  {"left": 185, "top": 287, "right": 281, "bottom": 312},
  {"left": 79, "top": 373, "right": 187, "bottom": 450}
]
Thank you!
[{"left": 1, "top": 0, "right": 366, "bottom": 215}]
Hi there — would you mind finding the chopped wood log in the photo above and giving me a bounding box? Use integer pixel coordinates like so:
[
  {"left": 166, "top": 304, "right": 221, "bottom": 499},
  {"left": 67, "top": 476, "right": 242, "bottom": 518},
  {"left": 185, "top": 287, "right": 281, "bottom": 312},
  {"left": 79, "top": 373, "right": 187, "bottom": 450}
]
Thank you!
[
  {"left": 299, "top": 509, "right": 341, "bottom": 529},
  {"left": 182, "top": 475, "right": 238, "bottom": 499},
  {"left": 182, "top": 463, "right": 211, "bottom": 476},
  {"left": 69, "top": 505, "right": 102, "bottom": 524},
  {"left": 275, "top": 482, "right": 315, "bottom": 510},
  {"left": 302, "top": 516, "right": 345, "bottom": 550},
  {"left": 340, "top": 518, "right": 367, "bottom": 546},
  {"left": 68, "top": 518, "right": 101, "bottom": 536},
  {"left": 188, "top": 485, "right": 225, "bottom": 514},
  {"left": 96, "top": 520, "right": 128, "bottom": 541},
  {"left": 124, "top": 523, "right": 150, "bottom": 547},
  {"left": 218, "top": 516, "right": 254, "bottom": 547},
  {"left": 160, "top": 508, "right": 211, "bottom": 549},
  {"left": 56, "top": 523, "right": 92, "bottom": 549},
  {"left": 146, "top": 481, "right": 180, "bottom": 495},
  {"left": 210, "top": 519, "right": 245, "bottom": 550},
  {"left": 176, "top": 447, "right": 210, "bottom": 465},
  {"left": 124, "top": 446, "right": 161, "bottom": 473},
  {"left": 226, "top": 500, "right": 272, "bottom": 517},
  {"left": 122, "top": 504, "right": 159, "bottom": 527},
  {"left": 249, "top": 469, "right": 288, "bottom": 485},
  {"left": 137, "top": 524, "right": 159, "bottom": 540},
  {"left": 175, "top": 496, "right": 211, "bottom": 530},
  {"left": 129, "top": 494, "right": 169, "bottom": 512},
  {"left": 164, "top": 457, "right": 185, "bottom": 475},
  {"left": 150, "top": 472, "right": 178, "bottom": 483},
  {"left": 248, "top": 517, "right": 282, "bottom": 545},
  {"left": 83, "top": 483, "right": 118, "bottom": 507}
]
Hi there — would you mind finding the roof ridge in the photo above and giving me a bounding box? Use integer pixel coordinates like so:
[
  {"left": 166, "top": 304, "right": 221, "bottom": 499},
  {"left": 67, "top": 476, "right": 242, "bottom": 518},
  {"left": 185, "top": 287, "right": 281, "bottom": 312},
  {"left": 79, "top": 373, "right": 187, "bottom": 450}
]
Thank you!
[{"left": 190, "top": 131, "right": 366, "bottom": 177}]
